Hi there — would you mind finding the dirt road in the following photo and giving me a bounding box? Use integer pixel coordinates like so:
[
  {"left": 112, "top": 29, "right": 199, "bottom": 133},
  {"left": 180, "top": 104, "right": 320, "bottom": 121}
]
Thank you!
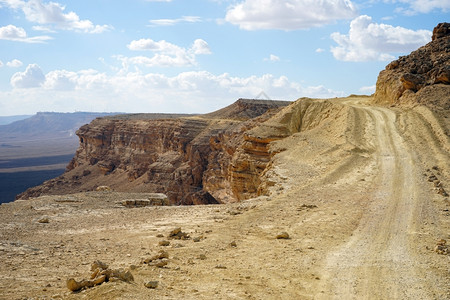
[{"left": 319, "top": 99, "right": 448, "bottom": 299}]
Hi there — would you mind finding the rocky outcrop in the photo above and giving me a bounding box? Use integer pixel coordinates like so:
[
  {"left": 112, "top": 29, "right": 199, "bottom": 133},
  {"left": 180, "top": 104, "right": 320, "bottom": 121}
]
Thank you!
[
  {"left": 16, "top": 96, "right": 355, "bottom": 204},
  {"left": 17, "top": 99, "right": 291, "bottom": 204},
  {"left": 374, "top": 22, "right": 450, "bottom": 110}
]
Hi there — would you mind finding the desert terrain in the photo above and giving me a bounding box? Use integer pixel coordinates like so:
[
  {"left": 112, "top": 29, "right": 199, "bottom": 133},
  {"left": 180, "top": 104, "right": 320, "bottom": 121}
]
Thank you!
[
  {"left": 1, "top": 23, "right": 449, "bottom": 300},
  {"left": 0, "top": 95, "right": 448, "bottom": 299}
]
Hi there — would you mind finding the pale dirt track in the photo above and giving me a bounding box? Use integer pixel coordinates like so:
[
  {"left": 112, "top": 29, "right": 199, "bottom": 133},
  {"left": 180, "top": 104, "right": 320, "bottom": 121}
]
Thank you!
[
  {"left": 319, "top": 99, "right": 447, "bottom": 299},
  {"left": 0, "top": 96, "right": 448, "bottom": 299}
]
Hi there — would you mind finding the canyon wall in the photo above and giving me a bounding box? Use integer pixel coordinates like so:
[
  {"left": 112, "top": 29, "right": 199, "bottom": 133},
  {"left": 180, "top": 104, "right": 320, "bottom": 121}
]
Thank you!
[
  {"left": 17, "top": 99, "right": 292, "bottom": 204},
  {"left": 17, "top": 97, "right": 353, "bottom": 205}
]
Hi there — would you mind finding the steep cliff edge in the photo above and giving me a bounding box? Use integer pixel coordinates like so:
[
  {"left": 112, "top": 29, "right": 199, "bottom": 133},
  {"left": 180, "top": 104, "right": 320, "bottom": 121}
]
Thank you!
[
  {"left": 16, "top": 99, "right": 293, "bottom": 204},
  {"left": 373, "top": 22, "right": 449, "bottom": 110}
]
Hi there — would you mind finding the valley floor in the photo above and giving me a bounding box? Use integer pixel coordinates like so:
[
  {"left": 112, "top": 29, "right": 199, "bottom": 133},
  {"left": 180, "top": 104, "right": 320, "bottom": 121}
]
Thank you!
[{"left": 0, "top": 97, "right": 448, "bottom": 299}]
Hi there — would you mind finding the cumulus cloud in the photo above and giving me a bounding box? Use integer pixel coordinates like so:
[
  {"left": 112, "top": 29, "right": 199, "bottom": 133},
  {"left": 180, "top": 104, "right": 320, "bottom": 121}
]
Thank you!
[
  {"left": 0, "top": 0, "right": 25, "bottom": 9},
  {"left": 4, "top": 67, "right": 344, "bottom": 114},
  {"left": 330, "top": 15, "right": 431, "bottom": 61},
  {"left": 384, "top": 0, "right": 450, "bottom": 14},
  {"left": 43, "top": 69, "right": 78, "bottom": 90},
  {"left": 0, "top": 60, "right": 3, "bottom": 67},
  {"left": 148, "top": 16, "right": 201, "bottom": 26},
  {"left": 127, "top": 38, "right": 183, "bottom": 53},
  {"left": 225, "top": 0, "right": 357, "bottom": 30},
  {"left": 315, "top": 48, "right": 325, "bottom": 53},
  {"left": 1, "top": 0, "right": 111, "bottom": 33},
  {"left": 191, "top": 39, "right": 212, "bottom": 55},
  {"left": 0, "top": 24, "right": 52, "bottom": 43},
  {"left": 6, "top": 59, "right": 23, "bottom": 67},
  {"left": 124, "top": 38, "right": 211, "bottom": 67},
  {"left": 10, "top": 63, "right": 45, "bottom": 88}
]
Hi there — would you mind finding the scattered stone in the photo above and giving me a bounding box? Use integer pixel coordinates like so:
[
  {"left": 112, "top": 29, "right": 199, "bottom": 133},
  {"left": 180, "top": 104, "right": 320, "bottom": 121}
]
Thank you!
[
  {"left": 198, "top": 254, "right": 207, "bottom": 260},
  {"left": 300, "top": 204, "right": 318, "bottom": 209},
  {"left": 168, "top": 227, "right": 190, "bottom": 240},
  {"left": 144, "top": 250, "right": 169, "bottom": 268},
  {"left": 159, "top": 240, "right": 170, "bottom": 247},
  {"left": 121, "top": 194, "right": 169, "bottom": 207},
  {"left": 144, "top": 281, "right": 159, "bottom": 289},
  {"left": 149, "top": 259, "right": 168, "bottom": 268},
  {"left": 215, "top": 265, "right": 227, "bottom": 269},
  {"left": 95, "top": 186, "right": 111, "bottom": 192},
  {"left": 438, "top": 187, "right": 449, "bottom": 197},
  {"left": 144, "top": 250, "right": 169, "bottom": 264},
  {"left": 428, "top": 175, "right": 438, "bottom": 182},
  {"left": 193, "top": 236, "right": 202, "bottom": 242},
  {"left": 37, "top": 216, "right": 50, "bottom": 224},
  {"left": 228, "top": 210, "right": 242, "bottom": 216},
  {"left": 230, "top": 241, "right": 237, "bottom": 247},
  {"left": 276, "top": 232, "right": 290, "bottom": 239},
  {"left": 156, "top": 233, "right": 164, "bottom": 238},
  {"left": 67, "top": 260, "right": 133, "bottom": 292},
  {"left": 435, "top": 239, "right": 448, "bottom": 255}
]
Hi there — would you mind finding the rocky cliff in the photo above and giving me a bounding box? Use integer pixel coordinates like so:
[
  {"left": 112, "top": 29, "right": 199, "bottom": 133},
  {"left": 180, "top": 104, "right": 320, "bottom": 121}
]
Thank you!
[
  {"left": 17, "top": 99, "right": 292, "bottom": 204},
  {"left": 373, "top": 22, "right": 450, "bottom": 110}
]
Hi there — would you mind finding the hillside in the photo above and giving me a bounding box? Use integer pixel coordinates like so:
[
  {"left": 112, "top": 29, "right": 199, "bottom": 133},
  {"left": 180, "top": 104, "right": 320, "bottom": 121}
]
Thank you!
[
  {"left": 0, "top": 23, "right": 449, "bottom": 299},
  {"left": 0, "top": 115, "right": 31, "bottom": 125},
  {"left": 0, "top": 112, "right": 120, "bottom": 204},
  {"left": 0, "top": 112, "right": 119, "bottom": 141}
]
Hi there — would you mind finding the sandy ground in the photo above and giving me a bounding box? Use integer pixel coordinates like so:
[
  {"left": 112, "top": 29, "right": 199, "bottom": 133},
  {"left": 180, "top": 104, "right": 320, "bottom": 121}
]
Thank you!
[{"left": 0, "top": 96, "right": 448, "bottom": 299}]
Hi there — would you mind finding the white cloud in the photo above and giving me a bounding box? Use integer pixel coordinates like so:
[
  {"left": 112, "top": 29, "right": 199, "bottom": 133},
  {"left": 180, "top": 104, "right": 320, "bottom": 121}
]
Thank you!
[
  {"left": 0, "top": 0, "right": 25, "bottom": 9},
  {"left": 148, "top": 16, "right": 201, "bottom": 26},
  {"left": 359, "top": 84, "right": 376, "bottom": 94},
  {"left": 225, "top": 0, "right": 357, "bottom": 30},
  {"left": 383, "top": 0, "right": 450, "bottom": 14},
  {"left": 0, "top": 60, "right": 3, "bottom": 67},
  {"left": 6, "top": 59, "right": 23, "bottom": 67},
  {"left": 264, "top": 54, "right": 280, "bottom": 62},
  {"left": 330, "top": 15, "right": 431, "bottom": 61},
  {"left": 127, "top": 38, "right": 183, "bottom": 53},
  {"left": 315, "top": 48, "right": 325, "bottom": 53},
  {"left": 10, "top": 63, "right": 45, "bottom": 88},
  {"left": 2, "top": 0, "right": 112, "bottom": 33},
  {"left": 0, "top": 24, "right": 52, "bottom": 43},
  {"left": 124, "top": 38, "right": 211, "bottom": 67},
  {"left": 191, "top": 39, "right": 212, "bottom": 55},
  {"left": 4, "top": 68, "right": 344, "bottom": 114},
  {"left": 43, "top": 69, "right": 78, "bottom": 90}
]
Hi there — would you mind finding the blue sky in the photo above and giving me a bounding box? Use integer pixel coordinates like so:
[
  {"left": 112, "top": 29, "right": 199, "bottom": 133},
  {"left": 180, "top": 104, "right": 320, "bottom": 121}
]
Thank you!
[{"left": 0, "top": 0, "right": 447, "bottom": 115}]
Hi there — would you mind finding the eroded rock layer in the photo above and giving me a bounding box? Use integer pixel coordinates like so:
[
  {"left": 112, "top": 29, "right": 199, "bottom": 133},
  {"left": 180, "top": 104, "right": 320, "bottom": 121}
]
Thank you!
[
  {"left": 17, "top": 99, "right": 293, "bottom": 204},
  {"left": 373, "top": 22, "right": 450, "bottom": 110}
]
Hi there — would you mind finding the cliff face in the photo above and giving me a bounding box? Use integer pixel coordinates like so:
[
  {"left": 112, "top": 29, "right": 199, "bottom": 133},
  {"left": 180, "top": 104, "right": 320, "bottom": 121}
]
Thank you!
[
  {"left": 373, "top": 22, "right": 450, "bottom": 110},
  {"left": 17, "top": 99, "right": 291, "bottom": 204}
]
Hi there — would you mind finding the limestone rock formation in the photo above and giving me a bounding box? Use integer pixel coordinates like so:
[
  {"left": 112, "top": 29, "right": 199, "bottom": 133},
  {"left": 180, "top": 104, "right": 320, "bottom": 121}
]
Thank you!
[
  {"left": 373, "top": 22, "right": 450, "bottom": 110},
  {"left": 16, "top": 99, "right": 290, "bottom": 204}
]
